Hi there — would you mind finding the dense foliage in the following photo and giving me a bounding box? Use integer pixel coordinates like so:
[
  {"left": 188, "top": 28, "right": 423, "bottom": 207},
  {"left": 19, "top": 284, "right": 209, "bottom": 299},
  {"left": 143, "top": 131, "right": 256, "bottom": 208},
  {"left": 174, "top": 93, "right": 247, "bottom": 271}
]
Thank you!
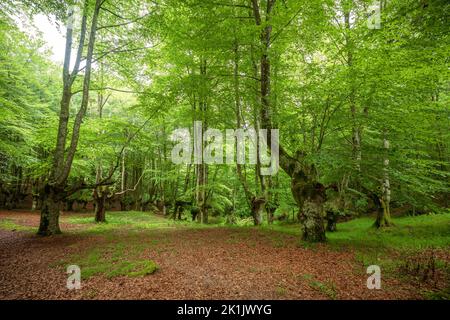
[{"left": 0, "top": 0, "right": 448, "bottom": 241}]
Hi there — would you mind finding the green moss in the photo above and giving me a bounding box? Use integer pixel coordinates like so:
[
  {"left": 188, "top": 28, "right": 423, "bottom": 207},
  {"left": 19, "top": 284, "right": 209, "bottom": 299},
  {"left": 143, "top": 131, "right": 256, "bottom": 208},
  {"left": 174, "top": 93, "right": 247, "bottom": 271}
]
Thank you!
[
  {"left": 66, "top": 211, "right": 215, "bottom": 237},
  {"left": 57, "top": 239, "right": 158, "bottom": 280},
  {"left": 301, "top": 274, "right": 314, "bottom": 281},
  {"left": 327, "top": 213, "right": 450, "bottom": 250},
  {"left": 309, "top": 280, "right": 338, "bottom": 300},
  {"left": 67, "top": 254, "right": 158, "bottom": 279},
  {"left": 106, "top": 260, "right": 158, "bottom": 278},
  {"left": 272, "top": 238, "right": 286, "bottom": 248},
  {"left": 275, "top": 285, "right": 287, "bottom": 296},
  {"left": 424, "top": 287, "right": 450, "bottom": 300},
  {"left": 0, "top": 219, "right": 35, "bottom": 232},
  {"left": 261, "top": 213, "right": 450, "bottom": 251},
  {"left": 300, "top": 273, "right": 337, "bottom": 299}
]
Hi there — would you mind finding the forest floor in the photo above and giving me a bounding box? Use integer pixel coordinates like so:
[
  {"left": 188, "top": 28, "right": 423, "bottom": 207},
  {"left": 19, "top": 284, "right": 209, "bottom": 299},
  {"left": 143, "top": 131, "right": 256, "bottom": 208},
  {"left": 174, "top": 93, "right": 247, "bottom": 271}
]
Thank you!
[{"left": 0, "top": 210, "right": 449, "bottom": 300}]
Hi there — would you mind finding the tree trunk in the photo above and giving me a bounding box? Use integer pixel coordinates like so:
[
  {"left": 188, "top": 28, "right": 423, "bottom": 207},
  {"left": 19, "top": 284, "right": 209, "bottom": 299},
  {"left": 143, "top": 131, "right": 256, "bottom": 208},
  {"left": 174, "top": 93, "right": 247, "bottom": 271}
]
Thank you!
[
  {"left": 94, "top": 195, "right": 106, "bottom": 223},
  {"left": 196, "top": 58, "right": 208, "bottom": 224},
  {"left": 38, "top": 0, "right": 102, "bottom": 235},
  {"left": 120, "top": 197, "right": 126, "bottom": 211},
  {"left": 251, "top": 0, "right": 326, "bottom": 241},
  {"left": 374, "top": 134, "right": 392, "bottom": 228},
  {"left": 373, "top": 196, "right": 392, "bottom": 228},
  {"left": 31, "top": 179, "right": 40, "bottom": 211},
  {"left": 251, "top": 197, "right": 266, "bottom": 226},
  {"left": 374, "top": 201, "right": 392, "bottom": 228},
  {"left": 233, "top": 38, "right": 265, "bottom": 222},
  {"left": 291, "top": 172, "right": 326, "bottom": 242},
  {"left": 93, "top": 187, "right": 106, "bottom": 222},
  {"left": 300, "top": 200, "right": 326, "bottom": 242},
  {"left": 38, "top": 186, "right": 62, "bottom": 236},
  {"left": 31, "top": 197, "right": 39, "bottom": 211}
]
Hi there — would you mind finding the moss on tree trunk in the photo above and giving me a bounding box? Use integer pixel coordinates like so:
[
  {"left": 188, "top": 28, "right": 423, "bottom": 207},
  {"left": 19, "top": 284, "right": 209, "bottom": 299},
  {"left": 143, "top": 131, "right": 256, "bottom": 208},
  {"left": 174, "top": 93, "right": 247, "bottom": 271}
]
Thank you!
[
  {"left": 251, "top": 197, "right": 266, "bottom": 226},
  {"left": 374, "top": 199, "right": 393, "bottom": 228},
  {"left": 299, "top": 200, "right": 326, "bottom": 242},
  {"left": 38, "top": 187, "right": 62, "bottom": 236},
  {"left": 94, "top": 187, "right": 106, "bottom": 223},
  {"left": 291, "top": 173, "right": 327, "bottom": 242}
]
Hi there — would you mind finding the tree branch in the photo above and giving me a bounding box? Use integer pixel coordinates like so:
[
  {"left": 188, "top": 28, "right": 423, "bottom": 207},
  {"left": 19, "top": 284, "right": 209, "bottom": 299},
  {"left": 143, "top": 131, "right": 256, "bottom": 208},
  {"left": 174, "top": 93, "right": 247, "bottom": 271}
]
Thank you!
[
  {"left": 70, "top": 0, "right": 89, "bottom": 83},
  {"left": 96, "top": 12, "right": 150, "bottom": 31},
  {"left": 114, "top": 172, "right": 144, "bottom": 195},
  {"left": 72, "top": 87, "right": 142, "bottom": 95}
]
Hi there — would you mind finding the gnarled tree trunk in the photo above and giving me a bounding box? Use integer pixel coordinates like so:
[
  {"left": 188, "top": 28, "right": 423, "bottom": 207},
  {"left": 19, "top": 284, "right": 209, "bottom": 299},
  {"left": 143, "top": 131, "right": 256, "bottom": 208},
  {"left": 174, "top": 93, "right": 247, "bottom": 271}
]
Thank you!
[
  {"left": 251, "top": 197, "right": 266, "bottom": 226},
  {"left": 373, "top": 194, "right": 392, "bottom": 228},
  {"left": 251, "top": 0, "right": 327, "bottom": 241},
  {"left": 38, "top": 185, "right": 62, "bottom": 236},
  {"left": 300, "top": 200, "right": 326, "bottom": 242},
  {"left": 291, "top": 171, "right": 326, "bottom": 242}
]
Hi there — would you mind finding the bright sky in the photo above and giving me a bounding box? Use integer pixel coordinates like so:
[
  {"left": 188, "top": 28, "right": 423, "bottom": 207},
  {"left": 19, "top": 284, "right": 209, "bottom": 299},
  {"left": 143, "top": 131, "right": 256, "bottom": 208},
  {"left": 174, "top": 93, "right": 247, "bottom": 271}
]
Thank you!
[
  {"left": 14, "top": 12, "right": 76, "bottom": 66},
  {"left": 32, "top": 14, "right": 67, "bottom": 64},
  {"left": 14, "top": 11, "right": 148, "bottom": 87}
]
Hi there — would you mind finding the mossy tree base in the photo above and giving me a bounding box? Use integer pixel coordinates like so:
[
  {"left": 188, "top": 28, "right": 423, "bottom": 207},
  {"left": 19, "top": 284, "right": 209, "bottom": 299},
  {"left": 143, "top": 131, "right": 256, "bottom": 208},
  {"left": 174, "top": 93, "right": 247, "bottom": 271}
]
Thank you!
[
  {"left": 299, "top": 200, "right": 327, "bottom": 242},
  {"left": 37, "top": 186, "right": 62, "bottom": 236},
  {"left": 373, "top": 198, "right": 393, "bottom": 229},
  {"left": 93, "top": 186, "right": 107, "bottom": 223}
]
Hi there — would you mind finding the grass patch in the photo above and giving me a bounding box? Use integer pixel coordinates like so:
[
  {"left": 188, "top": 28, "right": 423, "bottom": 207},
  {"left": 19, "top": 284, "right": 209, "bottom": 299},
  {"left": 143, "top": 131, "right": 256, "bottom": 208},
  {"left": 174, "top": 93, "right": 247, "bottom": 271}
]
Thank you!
[
  {"left": 423, "top": 287, "right": 450, "bottom": 300},
  {"left": 263, "top": 213, "right": 450, "bottom": 251},
  {"left": 275, "top": 285, "right": 287, "bottom": 296},
  {"left": 327, "top": 213, "right": 450, "bottom": 251},
  {"left": 57, "top": 239, "right": 158, "bottom": 279},
  {"left": 66, "top": 211, "right": 215, "bottom": 236},
  {"left": 261, "top": 213, "right": 449, "bottom": 261},
  {"left": 0, "top": 218, "right": 35, "bottom": 232},
  {"left": 325, "top": 214, "right": 450, "bottom": 277},
  {"left": 300, "top": 273, "right": 338, "bottom": 299},
  {"left": 309, "top": 279, "right": 338, "bottom": 300},
  {"left": 107, "top": 260, "right": 158, "bottom": 278}
]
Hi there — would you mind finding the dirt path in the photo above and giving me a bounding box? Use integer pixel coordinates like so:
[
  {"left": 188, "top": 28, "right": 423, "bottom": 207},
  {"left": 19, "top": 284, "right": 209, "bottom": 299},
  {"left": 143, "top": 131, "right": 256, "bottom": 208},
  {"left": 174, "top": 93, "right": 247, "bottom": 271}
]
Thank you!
[{"left": 0, "top": 211, "right": 425, "bottom": 300}]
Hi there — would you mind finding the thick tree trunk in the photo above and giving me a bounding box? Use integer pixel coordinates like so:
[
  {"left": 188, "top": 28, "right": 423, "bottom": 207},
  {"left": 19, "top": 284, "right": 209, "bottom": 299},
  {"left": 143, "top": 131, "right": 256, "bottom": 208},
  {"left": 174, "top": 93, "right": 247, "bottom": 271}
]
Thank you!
[
  {"left": 38, "top": 186, "right": 62, "bottom": 236},
  {"left": 93, "top": 187, "right": 106, "bottom": 222},
  {"left": 196, "top": 162, "right": 208, "bottom": 223},
  {"left": 291, "top": 172, "right": 326, "bottom": 242},
  {"left": 251, "top": 197, "right": 266, "bottom": 226},
  {"left": 94, "top": 195, "right": 106, "bottom": 222},
  {"left": 374, "top": 202, "right": 392, "bottom": 228},
  {"left": 251, "top": 0, "right": 327, "bottom": 241},
  {"left": 5, "top": 190, "right": 18, "bottom": 210},
  {"left": 373, "top": 196, "right": 392, "bottom": 228},
  {"left": 299, "top": 200, "right": 326, "bottom": 242}
]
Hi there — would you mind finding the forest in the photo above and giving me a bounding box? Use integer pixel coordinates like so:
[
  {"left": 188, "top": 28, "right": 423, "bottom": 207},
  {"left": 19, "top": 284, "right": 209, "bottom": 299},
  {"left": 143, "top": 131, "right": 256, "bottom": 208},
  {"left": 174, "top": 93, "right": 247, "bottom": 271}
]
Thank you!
[{"left": 0, "top": 0, "right": 449, "bottom": 301}]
